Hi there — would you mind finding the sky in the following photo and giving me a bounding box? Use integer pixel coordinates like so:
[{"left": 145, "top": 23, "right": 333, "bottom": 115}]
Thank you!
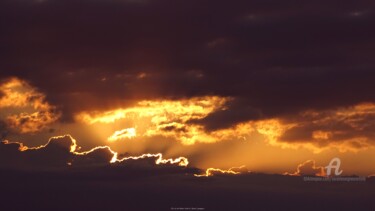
[{"left": 1, "top": 0, "right": 375, "bottom": 177}]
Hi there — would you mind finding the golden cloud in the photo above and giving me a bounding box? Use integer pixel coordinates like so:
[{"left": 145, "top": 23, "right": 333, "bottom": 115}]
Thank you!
[
  {"left": 75, "top": 96, "right": 229, "bottom": 124},
  {"left": 0, "top": 77, "right": 60, "bottom": 133},
  {"left": 75, "top": 96, "right": 257, "bottom": 145}
]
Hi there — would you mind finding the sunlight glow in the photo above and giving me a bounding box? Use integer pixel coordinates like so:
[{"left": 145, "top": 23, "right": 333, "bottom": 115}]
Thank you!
[
  {"left": 194, "top": 165, "right": 246, "bottom": 177},
  {"left": 75, "top": 96, "right": 228, "bottom": 124},
  {"left": 74, "top": 145, "right": 119, "bottom": 163},
  {"left": 115, "top": 153, "right": 189, "bottom": 166},
  {"left": 107, "top": 128, "right": 136, "bottom": 142},
  {"left": 75, "top": 96, "right": 244, "bottom": 145}
]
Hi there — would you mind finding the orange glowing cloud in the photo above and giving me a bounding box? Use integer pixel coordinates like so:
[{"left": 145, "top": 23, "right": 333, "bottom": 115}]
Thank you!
[
  {"left": 0, "top": 77, "right": 60, "bottom": 133},
  {"left": 254, "top": 119, "right": 296, "bottom": 148},
  {"left": 75, "top": 96, "right": 260, "bottom": 145},
  {"left": 6, "top": 111, "right": 60, "bottom": 134},
  {"left": 76, "top": 96, "right": 229, "bottom": 124},
  {"left": 0, "top": 78, "right": 30, "bottom": 108}
]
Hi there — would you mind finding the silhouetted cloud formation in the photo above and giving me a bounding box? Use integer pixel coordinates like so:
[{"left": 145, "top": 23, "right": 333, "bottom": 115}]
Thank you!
[
  {"left": 0, "top": 135, "right": 74, "bottom": 169},
  {"left": 2, "top": 2, "right": 375, "bottom": 210},
  {"left": 0, "top": 135, "right": 190, "bottom": 171},
  {"left": 285, "top": 160, "right": 325, "bottom": 176}
]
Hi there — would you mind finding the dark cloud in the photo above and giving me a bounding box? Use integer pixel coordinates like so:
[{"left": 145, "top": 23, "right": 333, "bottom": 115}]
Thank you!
[
  {"left": 0, "top": 135, "right": 192, "bottom": 171},
  {"left": 274, "top": 104, "right": 375, "bottom": 150},
  {"left": 0, "top": 135, "right": 74, "bottom": 169},
  {"left": 1, "top": 0, "right": 375, "bottom": 128},
  {"left": 159, "top": 125, "right": 188, "bottom": 133},
  {"left": 189, "top": 98, "right": 262, "bottom": 131},
  {"left": 0, "top": 141, "right": 23, "bottom": 169},
  {"left": 73, "top": 147, "right": 117, "bottom": 166},
  {"left": 0, "top": 121, "right": 9, "bottom": 140}
]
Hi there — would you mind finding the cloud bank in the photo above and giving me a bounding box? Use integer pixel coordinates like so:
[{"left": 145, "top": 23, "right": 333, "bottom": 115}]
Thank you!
[{"left": 0, "top": 135, "right": 189, "bottom": 171}]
